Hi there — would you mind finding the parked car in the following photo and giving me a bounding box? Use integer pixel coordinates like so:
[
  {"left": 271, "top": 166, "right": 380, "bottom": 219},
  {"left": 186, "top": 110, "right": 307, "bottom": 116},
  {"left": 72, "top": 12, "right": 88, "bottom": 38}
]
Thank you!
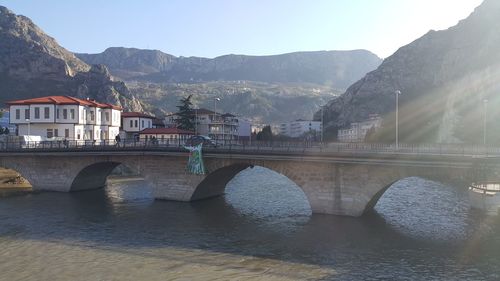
[{"left": 184, "top": 135, "right": 217, "bottom": 147}]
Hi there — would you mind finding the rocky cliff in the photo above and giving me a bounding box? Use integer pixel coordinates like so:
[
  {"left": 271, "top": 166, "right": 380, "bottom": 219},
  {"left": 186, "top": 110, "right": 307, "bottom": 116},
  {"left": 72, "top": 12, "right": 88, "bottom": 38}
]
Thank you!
[
  {"left": 0, "top": 6, "right": 142, "bottom": 111},
  {"left": 77, "top": 48, "right": 381, "bottom": 90},
  {"left": 319, "top": 0, "right": 500, "bottom": 144}
]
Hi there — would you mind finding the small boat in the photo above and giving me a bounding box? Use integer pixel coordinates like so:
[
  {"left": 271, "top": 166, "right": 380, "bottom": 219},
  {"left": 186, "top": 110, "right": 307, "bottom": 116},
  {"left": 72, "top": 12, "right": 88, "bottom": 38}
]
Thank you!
[{"left": 469, "top": 182, "right": 500, "bottom": 215}]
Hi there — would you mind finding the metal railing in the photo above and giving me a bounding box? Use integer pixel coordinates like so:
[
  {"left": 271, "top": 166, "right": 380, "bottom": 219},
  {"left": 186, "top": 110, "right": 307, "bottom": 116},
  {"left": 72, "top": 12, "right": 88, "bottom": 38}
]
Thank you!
[{"left": 0, "top": 139, "right": 500, "bottom": 157}]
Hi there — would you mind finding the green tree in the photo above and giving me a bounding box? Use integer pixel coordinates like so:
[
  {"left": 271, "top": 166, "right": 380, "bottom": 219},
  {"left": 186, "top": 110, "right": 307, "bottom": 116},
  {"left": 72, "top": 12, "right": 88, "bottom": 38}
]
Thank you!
[
  {"left": 175, "top": 95, "right": 195, "bottom": 131},
  {"left": 256, "top": 125, "right": 273, "bottom": 141}
]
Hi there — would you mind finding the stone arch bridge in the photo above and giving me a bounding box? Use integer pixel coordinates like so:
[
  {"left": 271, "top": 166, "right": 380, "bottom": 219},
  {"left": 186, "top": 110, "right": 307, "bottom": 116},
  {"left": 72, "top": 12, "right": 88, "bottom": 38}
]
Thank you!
[{"left": 0, "top": 148, "right": 498, "bottom": 217}]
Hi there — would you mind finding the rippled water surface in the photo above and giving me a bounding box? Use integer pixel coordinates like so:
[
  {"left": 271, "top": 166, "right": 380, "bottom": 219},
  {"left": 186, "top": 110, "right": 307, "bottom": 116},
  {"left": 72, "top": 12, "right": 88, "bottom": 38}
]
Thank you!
[{"left": 2, "top": 167, "right": 500, "bottom": 280}]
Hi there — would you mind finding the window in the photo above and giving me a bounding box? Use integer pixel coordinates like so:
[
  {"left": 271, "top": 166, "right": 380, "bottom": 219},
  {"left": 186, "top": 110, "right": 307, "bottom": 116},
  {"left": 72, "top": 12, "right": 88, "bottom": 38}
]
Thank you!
[
  {"left": 24, "top": 109, "right": 29, "bottom": 119},
  {"left": 105, "top": 112, "right": 109, "bottom": 122},
  {"left": 142, "top": 120, "right": 144, "bottom": 128},
  {"left": 90, "top": 111, "right": 94, "bottom": 121},
  {"left": 34, "top": 107, "right": 40, "bottom": 119},
  {"left": 63, "top": 109, "right": 67, "bottom": 119},
  {"left": 54, "top": 129, "right": 59, "bottom": 137},
  {"left": 130, "top": 120, "right": 133, "bottom": 127},
  {"left": 44, "top": 107, "right": 50, "bottom": 119},
  {"left": 65, "top": 129, "right": 69, "bottom": 138},
  {"left": 46, "top": 129, "right": 53, "bottom": 138},
  {"left": 56, "top": 109, "right": 59, "bottom": 119},
  {"left": 70, "top": 109, "right": 75, "bottom": 119},
  {"left": 15, "top": 109, "right": 20, "bottom": 120},
  {"left": 77, "top": 129, "right": 81, "bottom": 140},
  {"left": 135, "top": 120, "right": 138, "bottom": 127}
]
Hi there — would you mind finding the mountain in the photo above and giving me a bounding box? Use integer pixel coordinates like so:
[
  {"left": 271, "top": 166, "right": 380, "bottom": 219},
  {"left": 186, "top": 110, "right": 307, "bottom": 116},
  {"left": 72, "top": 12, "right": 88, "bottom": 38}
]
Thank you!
[
  {"left": 76, "top": 48, "right": 382, "bottom": 89},
  {"left": 0, "top": 6, "right": 143, "bottom": 111},
  {"left": 129, "top": 81, "right": 337, "bottom": 123},
  {"left": 318, "top": 0, "right": 500, "bottom": 144}
]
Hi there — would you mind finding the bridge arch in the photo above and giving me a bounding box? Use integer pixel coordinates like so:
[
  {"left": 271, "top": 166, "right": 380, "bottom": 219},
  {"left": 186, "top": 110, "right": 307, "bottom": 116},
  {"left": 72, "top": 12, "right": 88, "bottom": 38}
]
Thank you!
[
  {"left": 191, "top": 160, "right": 316, "bottom": 211},
  {"left": 70, "top": 162, "right": 122, "bottom": 191},
  {"left": 191, "top": 163, "right": 253, "bottom": 200},
  {"left": 359, "top": 167, "right": 473, "bottom": 215}
]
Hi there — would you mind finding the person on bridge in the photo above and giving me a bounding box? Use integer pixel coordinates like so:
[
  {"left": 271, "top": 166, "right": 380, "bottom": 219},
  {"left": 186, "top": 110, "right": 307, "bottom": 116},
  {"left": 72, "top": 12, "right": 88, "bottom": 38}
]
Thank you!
[{"left": 115, "top": 134, "right": 121, "bottom": 147}]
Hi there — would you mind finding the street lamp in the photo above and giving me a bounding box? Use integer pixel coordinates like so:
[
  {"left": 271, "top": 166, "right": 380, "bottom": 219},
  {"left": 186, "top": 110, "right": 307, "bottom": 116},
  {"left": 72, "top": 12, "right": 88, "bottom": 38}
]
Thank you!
[
  {"left": 25, "top": 118, "right": 30, "bottom": 137},
  {"left": 483, "top": 99, "right": 488, "bottom": 146},
  {"left": 194, "top": 107, "right": 198, "bottom": 136},
  {"left": 214, "top": 97, "right": 220, "bottom": 142},
  {"left": 395, "top": 90, "right": 401, "bottom": 150},
  {"left": 321, "top": 106, "right": 324, "bottom": 144}
]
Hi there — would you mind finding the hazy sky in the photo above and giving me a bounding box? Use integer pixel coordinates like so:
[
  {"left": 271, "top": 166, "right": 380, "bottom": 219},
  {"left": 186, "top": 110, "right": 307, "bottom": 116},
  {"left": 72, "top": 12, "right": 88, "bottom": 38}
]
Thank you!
[{"left": 0, "top": 0, "right": 483, "bottom": 58}]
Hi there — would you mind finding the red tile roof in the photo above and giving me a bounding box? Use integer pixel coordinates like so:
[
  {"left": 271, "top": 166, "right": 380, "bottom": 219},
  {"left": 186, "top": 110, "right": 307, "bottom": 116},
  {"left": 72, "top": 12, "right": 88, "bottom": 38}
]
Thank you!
[
  {"left": 121, "top": 112, "right": 155, "bottom": 118},
  {"left": 6, "top": 95, "right": 122, "bottom": 110},
  {"left": 139, "top": 128, "right": 194, "bottom": 135}
]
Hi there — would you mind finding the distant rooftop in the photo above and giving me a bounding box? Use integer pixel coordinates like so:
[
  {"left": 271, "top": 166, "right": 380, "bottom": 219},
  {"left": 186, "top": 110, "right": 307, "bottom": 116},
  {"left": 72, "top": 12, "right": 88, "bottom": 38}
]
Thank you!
[
  {"left": 6, "top": 95, "right": 122, "bottom": 110},
  {"left": 122, "top": 112, "right": 155, "bottom": 119}
]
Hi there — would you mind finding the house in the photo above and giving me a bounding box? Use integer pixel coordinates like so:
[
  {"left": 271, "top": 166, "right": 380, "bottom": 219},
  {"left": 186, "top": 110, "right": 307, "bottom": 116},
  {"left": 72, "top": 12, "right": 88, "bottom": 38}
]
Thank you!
[
  {"left": 279, "top": 120, "right": 322, "bottom": 138},
  {"left": 152, "top": 118, "right": 165, "bottom": 128},
  {"left": 166, "top": 108, "right": 251, "bottom": 143},
  {"left": 338, "top": 114, "right": 382, "bottom": 142},
  {"left": 121, "top": 112, "right": 155, "bottom": 139},
  {"left": 237, "top": 118, "right": 252, "bottom": 141},
  {"left": 7, "top": 96, "right": 121, "bottom": 141},
  {"left": 138, "top": 128, "right": 194, "bottom": 144}
]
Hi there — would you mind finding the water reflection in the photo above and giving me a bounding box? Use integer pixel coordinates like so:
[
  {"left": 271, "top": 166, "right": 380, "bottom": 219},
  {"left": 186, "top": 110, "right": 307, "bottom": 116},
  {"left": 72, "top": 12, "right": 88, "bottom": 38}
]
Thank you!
[
  {"left": 1, "top": 170, "right": 500, "bottom": 280},
  {"left": 225, "top": 167, "right": 311, "bottom": 230},
  {"left": 373, "top": 177, "right": 473, "bottom": 241}
]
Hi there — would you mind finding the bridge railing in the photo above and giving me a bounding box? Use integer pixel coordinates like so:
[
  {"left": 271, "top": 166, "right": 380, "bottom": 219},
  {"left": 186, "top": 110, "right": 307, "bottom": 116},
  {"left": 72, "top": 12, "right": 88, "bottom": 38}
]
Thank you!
[{"left": 1, "top": 138, "right": 500, "bottom": 157}]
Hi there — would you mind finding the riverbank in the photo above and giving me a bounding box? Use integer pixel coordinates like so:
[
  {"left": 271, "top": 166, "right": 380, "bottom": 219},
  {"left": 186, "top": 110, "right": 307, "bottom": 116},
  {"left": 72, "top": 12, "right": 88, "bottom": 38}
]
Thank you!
[{"left": 0, "top": 167, "right": 32, "bottom": 196}]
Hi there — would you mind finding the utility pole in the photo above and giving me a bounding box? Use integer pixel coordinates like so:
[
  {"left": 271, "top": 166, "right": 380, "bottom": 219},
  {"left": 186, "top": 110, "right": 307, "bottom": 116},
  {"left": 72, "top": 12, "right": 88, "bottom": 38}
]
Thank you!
[
  {"left": 395, "top": 90, "right": 401, "bottom": 150},
  {"left": 483, "top": 99, "right": 488, "bottom": 146},
  {"left": 321, "top": 106, "right": 324, "bottom": 144},
  {"left": 194, "top": 107, "right": 198, "bottom": 136},
  {"left": 214, "top": 97, "right": 220, "bottom": 142}
]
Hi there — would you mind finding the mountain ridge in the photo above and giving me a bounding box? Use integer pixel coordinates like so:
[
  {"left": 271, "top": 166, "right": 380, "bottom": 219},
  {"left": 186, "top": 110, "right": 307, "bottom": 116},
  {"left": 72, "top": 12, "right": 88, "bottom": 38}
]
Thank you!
[
  {"left": 76, "top": 47, "right": 381, "bottom": 89},
  {"left": 318, "top": 0, "right": 500, "bottom": 144},
  {"left": 0, "top": 5, "right": 143, "bottom": 111}
]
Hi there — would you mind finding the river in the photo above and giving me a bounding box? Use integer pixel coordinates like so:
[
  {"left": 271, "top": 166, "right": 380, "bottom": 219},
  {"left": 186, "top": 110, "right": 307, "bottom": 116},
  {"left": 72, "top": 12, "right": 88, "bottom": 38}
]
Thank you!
[{"left": 1, "top": 167, "right": 500, "bottom": 280}]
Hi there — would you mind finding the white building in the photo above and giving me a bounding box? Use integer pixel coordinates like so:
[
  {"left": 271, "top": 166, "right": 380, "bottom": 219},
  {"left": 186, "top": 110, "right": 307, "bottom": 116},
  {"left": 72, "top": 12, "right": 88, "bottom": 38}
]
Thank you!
[
  {"left": 279, "top": 120, "right": 322, "bottom": 138},
  {"left": 338, "top": 114, "right": 382, "bottom": 142},
  {"left": 138, "top": 128, "right": 194, "bottom": 143},
  {"left": 7, "top": 96, "right": 121, "bottom": 141},
  {"left": 237, "top": 118, "right": 252, "bottom": 141},
  {"left": 166, "top": 108, "right": 251, "bottom": 142},
  {"left": 121, "top": 112, "right": 155, "bottom": 139}
]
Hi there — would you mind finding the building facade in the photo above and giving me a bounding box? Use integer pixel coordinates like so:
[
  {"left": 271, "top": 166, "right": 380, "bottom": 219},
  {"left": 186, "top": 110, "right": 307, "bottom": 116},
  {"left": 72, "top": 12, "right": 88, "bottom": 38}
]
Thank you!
[
  {"left": 121, "top": 112, "right": 155, "bottom": 139},
  {"left": 338, "top": 114, "right": 382, "bottom": 142},
  {"left": 166, "top": 108, "right": 250, "bottom": 143},
  {"left": 7, "top": 96, "right": 121, "bottom": 141},
  {"left": 138, "top": 128, "right": 194, "bottom": 144},
  {"left": 279, "top": 120, "right": 322, "bottom": 138}
]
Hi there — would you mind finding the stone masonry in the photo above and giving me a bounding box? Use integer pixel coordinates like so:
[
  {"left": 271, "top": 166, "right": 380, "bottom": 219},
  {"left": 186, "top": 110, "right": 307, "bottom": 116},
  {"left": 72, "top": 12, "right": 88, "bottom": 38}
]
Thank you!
[{"left": 0, "top": 151, "right": 489, "bottom": 216}]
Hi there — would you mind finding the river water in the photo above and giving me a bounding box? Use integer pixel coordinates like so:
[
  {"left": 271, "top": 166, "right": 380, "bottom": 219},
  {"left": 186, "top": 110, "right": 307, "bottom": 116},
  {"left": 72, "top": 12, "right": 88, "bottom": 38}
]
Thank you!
[{"left": 1, "top": 167, "right": 500, "bottom": 280}]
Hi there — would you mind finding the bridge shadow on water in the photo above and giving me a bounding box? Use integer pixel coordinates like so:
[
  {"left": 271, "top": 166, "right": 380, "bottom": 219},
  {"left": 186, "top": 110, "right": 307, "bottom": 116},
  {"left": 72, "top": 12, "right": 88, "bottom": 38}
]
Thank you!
[{"left": 2, "top": 171, "right": 500, "bottom": 279}]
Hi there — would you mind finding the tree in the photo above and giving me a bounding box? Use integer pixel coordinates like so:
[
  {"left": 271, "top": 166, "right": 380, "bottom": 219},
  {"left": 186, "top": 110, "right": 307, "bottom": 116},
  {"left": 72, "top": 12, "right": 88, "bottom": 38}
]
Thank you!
[
  {"left": 175, "top": 95, "right": 195, "bottom": 131},
  {"left": 256, "top": 125, "right": 273, "bottom": 141}
]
